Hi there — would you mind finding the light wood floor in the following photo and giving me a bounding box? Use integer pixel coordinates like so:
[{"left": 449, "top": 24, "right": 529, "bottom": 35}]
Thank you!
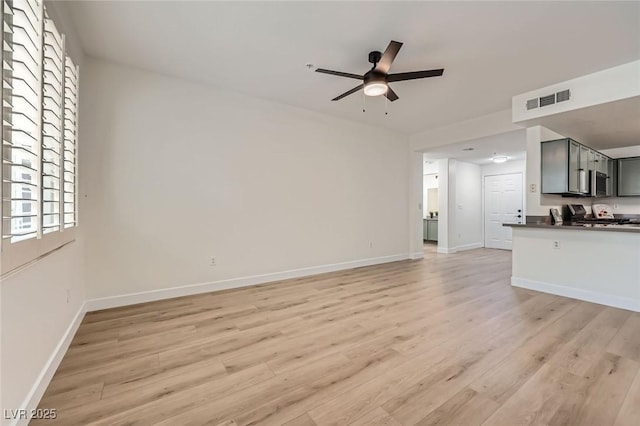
[{"left": 35, "top": 247, "right": 640, "bottom": 425}]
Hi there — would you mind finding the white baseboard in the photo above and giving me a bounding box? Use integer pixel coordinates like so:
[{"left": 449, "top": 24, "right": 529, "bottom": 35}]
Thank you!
[
  {"left": 456, "top": 242, "right": 484, "bottom": 252},
  {"left": 437, "top": 242, "right": 483, "bottom": 254},
  {"left": 511, "top": 277, "right": 640, "bottom": 312},
  {"left": 85, "top": 253, "right": 410, "bottom": 311},
  {"left": 409, "top": 251, "right": 424, "bottom": 260},
  {"left": 437, "top": 247, "right": 455, "bottom": 254},
  {"left": 11, "top": 303, "right": 87, "bottom": 426}
]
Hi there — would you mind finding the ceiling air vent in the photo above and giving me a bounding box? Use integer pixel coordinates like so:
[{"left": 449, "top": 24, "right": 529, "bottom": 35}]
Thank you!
[
  {"left": 556, "top": 89, "right": 570, "bottom": 102},
  {"left": 539, "top": 93, "right": 556, "bottom": 107},
  {"left": 526, "top": 98, "right": 539, "bottom": 110}
]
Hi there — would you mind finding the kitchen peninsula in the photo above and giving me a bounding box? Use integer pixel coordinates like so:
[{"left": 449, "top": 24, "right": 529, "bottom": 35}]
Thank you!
[{"left": 505, "top": 221, "right": 640, "bottom": 312}]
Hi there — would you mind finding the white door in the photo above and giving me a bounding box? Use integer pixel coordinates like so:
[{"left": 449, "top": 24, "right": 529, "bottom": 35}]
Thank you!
[{"left": 484, "top": 173, "right": 523, "bottom": 250}]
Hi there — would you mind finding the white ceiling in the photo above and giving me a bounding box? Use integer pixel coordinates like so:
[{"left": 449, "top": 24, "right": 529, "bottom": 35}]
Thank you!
[
  {"left": 62, "top": 1, "right": 640, "bottom": 135},
  {"left": 423, "top": 129, "right": 526, "bottom": 165}
]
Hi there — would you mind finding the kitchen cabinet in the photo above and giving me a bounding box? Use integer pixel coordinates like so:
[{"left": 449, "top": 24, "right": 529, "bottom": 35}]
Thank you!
[
  {"left": 542, "top": 138, "right": 588, "bottom": 195},
  {"left": 608, "top": 159, "right": 617, "bottom": 197},
  {"left": 541, "top": 138, "right": 612, "bottom": 196},
  {"left": 588, "top": 149, "right": 596, "bottom": 175},
  {"left": 618, "top": 157, "right": 640, "bottom": 196},
  {"left": 567, "top": 140, "right": 580, "bottom": 193},
  {"left": 423, "top": 218, "right": 438, "bottom": 242},
  {"left": 598, "top": 154, "right": 608, "bottom": 174}
]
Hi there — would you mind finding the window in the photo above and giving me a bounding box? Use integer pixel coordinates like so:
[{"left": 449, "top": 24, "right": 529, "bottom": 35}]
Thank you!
[{"left": 1, "top": 0, "right": 79, "bottom": 273}]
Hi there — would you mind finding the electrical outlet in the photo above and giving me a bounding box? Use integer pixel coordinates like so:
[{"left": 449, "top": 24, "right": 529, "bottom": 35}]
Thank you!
[
  {"left": 613, "top": 203, "right": 619, "bottom": 209},
  {"left": 552, "top": 240, "right": 561, "bottom": 250},
  {"left": 529, "top": 184, "right": 537, "bottom": 193},
  {"left": 210, "top": 257, "right": 216, "bottom": 266}
]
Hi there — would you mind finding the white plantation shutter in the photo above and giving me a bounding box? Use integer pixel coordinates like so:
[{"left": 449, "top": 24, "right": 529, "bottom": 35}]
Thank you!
[
  {"left": 1, "top": 0, "right": 78, "bottom": 272},
  {"left": 2, "top": 0, "right": 43, "bottom": 242},
  {"left": 62, "top": 53, "right": 76, "bottom": 228},
  {"left": 41, "top": 12, "right": 63, "bottom": 233}
]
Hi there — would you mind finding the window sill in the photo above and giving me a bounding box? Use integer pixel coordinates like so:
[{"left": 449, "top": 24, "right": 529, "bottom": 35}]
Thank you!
[{"left": 1, "top": 227, "right": 77, "bottom": 276}]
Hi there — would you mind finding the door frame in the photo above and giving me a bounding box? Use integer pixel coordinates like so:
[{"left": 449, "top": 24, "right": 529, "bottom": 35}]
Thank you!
[{"left": 482, "top": 172, "right": 524, "bottom": 249}]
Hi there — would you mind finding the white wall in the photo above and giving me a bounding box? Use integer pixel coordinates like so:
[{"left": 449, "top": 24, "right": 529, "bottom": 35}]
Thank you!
[
  {"left": 453, "top": 161, "right": 483, "bottom": 249},
  {"left": 409, "top": 151, "right": 424, "bottom": 258},
  {"left": 410, "top": 109, "right": 521, "bottom": 152},
  {"left": 80, "top": 57, "right": 410, "bottom": 301},
  {"left": 436, "top": 159, "right": 450, "bottom": 252},
  {"left": 1, "top": 244, "right": 85, "bottom": 424},
  {"left": 512, "top": 228, "right": 640, "bottom": 311},
  {"left": 513, "top": 60, "right": 640, "bottom": 123},
  {"left": 1, "top": 3, "right": 86, "bottom": 423},
  {"left": 481, "top": 159, "right": 526, "bottom": 178},
  {"left": 436, "top": 159, "right": 482, "bottom": 253}
]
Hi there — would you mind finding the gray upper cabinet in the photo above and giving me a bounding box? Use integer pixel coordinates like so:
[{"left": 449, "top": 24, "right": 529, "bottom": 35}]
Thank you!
[
  {"left": 541, "top": 138, "right": 613, "bottom": 197},
  {"left": 618, "top": 157, "right": 640, "bottom": 196},
  {"left": 542, "top": 138, "right": 589, "bottom": 195},
  {"left": 607, "top": 159, "right": 616, "bottom": 197},
  {"left": 578, "top": 145, "right": 589, "bottom": 193},
  {"left": 598, "top": 154, "right": 608, "bottom": 174},
  {"left": 566, "top": 140, "right": 580, "bottom": 193}
]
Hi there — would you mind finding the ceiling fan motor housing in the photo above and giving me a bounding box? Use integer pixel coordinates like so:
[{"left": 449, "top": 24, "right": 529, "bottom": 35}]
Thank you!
[
  {"left": 368, "top": 50, "right": 382, "bottom": 65},
  {"left": 364, "top": 70, "right": 387, "bottom": 85}
]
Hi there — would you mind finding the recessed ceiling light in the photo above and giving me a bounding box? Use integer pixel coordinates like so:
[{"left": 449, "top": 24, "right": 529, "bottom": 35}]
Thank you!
[
  {"left": 492, "top": 155, "right": 508, "bottom": 163},
  {"left": 462, "top": 147, "right": 475, "bottom": 151}
]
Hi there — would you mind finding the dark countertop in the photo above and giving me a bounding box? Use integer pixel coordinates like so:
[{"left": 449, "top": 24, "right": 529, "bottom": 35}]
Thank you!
[{"left": 504, "top": 222, "right": 640, "bottom": 233}]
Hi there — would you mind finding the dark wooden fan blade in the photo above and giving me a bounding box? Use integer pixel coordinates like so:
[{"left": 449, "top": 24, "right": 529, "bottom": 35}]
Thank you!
[
  {"left": 375, "top": 40, "right": 403, "bottom": 74},
  {"left": 387, "top": 69, "right": 444, "bottom": 82},
  {"left": 385, "top": 87, "right": 399, "bottom": 102},
  {"left": 331, "top": 84, "right": 364, "bottom": 101},
  {"left": 315, "top": 68, "right": 363, "bottom": 80}
]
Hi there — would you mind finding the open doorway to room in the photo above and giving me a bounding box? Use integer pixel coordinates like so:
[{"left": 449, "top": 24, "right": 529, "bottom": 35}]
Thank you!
[
  {"left": 420, "top": 129, "right": 526, "bottom": 254},
  {"left": 422, "top": 160, "right": 439, "bottom": 252}
]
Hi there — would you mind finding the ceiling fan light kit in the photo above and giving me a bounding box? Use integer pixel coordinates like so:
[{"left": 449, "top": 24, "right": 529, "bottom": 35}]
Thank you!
[
  {"left": 363, "top": 82, "right": 388, "bottom": 96},
  {"left": 315, "top": 40, "right": 444, "bottom": 104}
]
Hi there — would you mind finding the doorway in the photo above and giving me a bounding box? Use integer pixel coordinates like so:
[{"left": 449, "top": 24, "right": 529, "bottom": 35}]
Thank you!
[{"left": 484, "top": 173, "right": 523, "bottom": 250}]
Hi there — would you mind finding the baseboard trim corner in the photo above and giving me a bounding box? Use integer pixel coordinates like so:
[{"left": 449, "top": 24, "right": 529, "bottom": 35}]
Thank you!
[
  {"left": 85, "top": 253, "right": 410, "bottom": 311},
  {"left": 511, "top": 276, "right": 640, "bottom": 312},
  {"left": 455, "top": 242, "right": 484, "bottom": 252},
  {"left": 409, "top": 251, "right": 424, "bottom": 260},
  {"left": 436, "top": 242, "right": 484, "bottom": 255},
  {"left": 13, "top": 302, "right": 87, "bottom": 426}
]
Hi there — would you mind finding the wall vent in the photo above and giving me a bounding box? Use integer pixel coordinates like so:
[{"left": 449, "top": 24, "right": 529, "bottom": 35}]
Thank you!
[
  {"left": 556, "top": 89, "right": 570, "bottom": 102},
  {"left": 526, "top": 98, "right": 539, "bottom": 110},
  {"left": 539, "top": 93, "right": 556, "bottom": 107}
]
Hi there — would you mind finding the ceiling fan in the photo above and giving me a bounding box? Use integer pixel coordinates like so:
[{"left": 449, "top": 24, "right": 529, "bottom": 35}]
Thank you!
[{"left": 315, "top": 40, "right": 444, "bottom": 102}]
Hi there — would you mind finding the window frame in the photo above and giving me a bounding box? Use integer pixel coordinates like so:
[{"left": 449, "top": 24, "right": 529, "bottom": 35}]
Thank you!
[{"left": 1, "top": 0, "right": 79, "bottom": 274}]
